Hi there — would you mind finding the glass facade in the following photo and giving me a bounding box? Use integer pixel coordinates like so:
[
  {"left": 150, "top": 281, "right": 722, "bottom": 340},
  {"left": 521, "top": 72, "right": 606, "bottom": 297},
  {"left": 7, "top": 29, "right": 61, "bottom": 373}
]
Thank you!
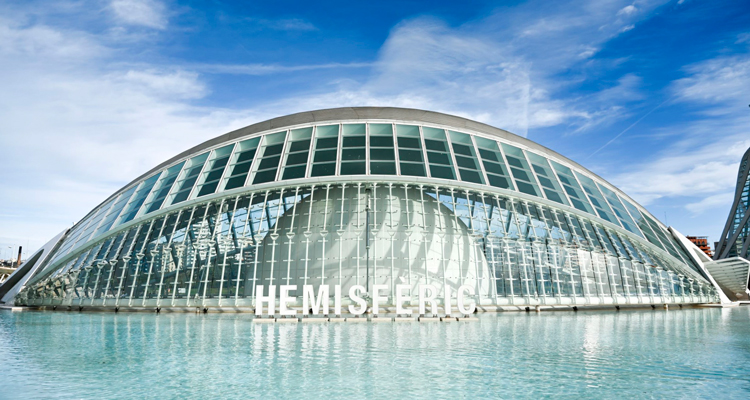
[
  {"left": 16, "top": 110, "right": 719, "bottom": 309},
  {"left": 716, "top": 147, "right": 750, "bottom": 261}
]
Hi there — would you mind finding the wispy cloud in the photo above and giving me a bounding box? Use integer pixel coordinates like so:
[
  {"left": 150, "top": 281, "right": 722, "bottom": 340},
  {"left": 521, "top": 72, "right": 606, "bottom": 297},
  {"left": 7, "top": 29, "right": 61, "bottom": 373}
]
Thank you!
[
  {"left": 672, "top": 54, "right": 750, "bottom": 110},
  {"left": 195, "top": 62, "right": 373, "bottom": 75},
  {"left": 246, "top": 17, "right": 317, "bottom": 32},
  {"left": 610, "top": 51, "right": 750, "bottom": 239},
  {"left": 110, "top": 0, "right": 167, "bottom": 29},
  {"left": 0, "top": 0, "right": 734, "bottom": 248},
  {"left": 685, "top": 192, "right": 736, "bottom": 215}
]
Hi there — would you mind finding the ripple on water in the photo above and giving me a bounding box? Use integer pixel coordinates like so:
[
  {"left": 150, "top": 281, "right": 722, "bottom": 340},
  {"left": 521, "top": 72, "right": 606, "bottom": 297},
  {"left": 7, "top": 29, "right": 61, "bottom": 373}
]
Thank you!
[{"left": 1, "top": 308, "right": 750, "bottom": 399}]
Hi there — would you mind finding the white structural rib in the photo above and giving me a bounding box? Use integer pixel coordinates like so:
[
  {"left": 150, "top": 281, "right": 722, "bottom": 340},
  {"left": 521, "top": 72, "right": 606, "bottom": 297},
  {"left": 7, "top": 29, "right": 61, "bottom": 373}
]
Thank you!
[{"left": 703, "top": 258, "right": 750, "bottom": 301}]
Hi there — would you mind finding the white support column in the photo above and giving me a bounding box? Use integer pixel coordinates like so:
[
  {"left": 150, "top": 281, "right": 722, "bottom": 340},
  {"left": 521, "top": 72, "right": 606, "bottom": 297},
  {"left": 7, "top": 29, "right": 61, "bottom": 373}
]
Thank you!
[
  {"left": 142, "top": 217, "right": 169, "bottom": 306},
  {"left": 267, "top": 190, "right": 285, "bottom": 290},
  {"left": 284, "top": 187, "right": 301, "bottom": 289},
  {"left": 200, "top": 199, "right": 225, "bottom": 305},
  {"left": 171, "top": 206, "right": 197, "bottom": 306},
  {"left": 235, "top": 195, "right": 254, "bottom": 306},
  {"left": 302, "top": 186, "right": 315, "bottom": 288},
  {"left": 186, "top": 206, "right": 211, "bottom": 307},
  {"left": 337, "top": 184, "right": 346, "bottom": 289},
  {"left": 318, "top": 184, "right": 331, "bottom": 287},
  {"left": 250, "top": 191, "right": 270, "bottom": 299},
  {"left": 217, "top": 198, "right": 240, "bottom": 306}
]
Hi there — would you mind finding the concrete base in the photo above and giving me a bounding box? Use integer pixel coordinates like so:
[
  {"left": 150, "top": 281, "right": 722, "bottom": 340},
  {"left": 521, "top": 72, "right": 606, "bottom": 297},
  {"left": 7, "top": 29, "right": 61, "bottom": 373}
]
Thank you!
[{"left": 300, "top": 318, "right": 328, "bottom": 323}]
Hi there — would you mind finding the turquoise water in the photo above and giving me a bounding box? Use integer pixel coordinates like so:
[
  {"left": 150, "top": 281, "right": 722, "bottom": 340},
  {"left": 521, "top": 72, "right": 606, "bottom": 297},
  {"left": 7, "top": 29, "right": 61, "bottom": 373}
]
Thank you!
[{"left": 1, "top": 308, "right": 750, "bottom": 399}]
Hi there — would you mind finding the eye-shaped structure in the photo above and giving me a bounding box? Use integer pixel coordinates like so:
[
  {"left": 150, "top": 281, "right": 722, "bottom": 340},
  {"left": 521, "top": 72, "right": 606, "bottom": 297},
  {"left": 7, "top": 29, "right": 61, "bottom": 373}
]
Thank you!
[{"left": 4, "top": 107, "right": 723, "bottom": 310}]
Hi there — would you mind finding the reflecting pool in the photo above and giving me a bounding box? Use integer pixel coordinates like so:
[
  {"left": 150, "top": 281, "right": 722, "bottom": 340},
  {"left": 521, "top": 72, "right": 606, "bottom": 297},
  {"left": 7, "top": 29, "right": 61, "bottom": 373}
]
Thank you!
[{"left": 2, "top": 307, "right": 750, "bottom": 399}]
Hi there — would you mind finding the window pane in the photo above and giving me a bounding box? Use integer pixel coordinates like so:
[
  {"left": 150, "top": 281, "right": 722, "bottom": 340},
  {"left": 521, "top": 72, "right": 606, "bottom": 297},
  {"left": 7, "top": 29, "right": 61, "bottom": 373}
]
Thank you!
[
  {"left": 525, "top": 152, "right": 569, "bottom": 206},
  {"left": 280, "top": 127, "right": 312, "bottom": 180},
  {"left": 195, "top": 144, "right": 234, "bottom": 198},
  {"left": 549, "top": 160, "right": 596, "bottom": 215},
  {"left": 597, "top": 183, "right": 643, "bottom": 237},
  {"left": 430, "top": 165, "right": 455, "bottom": 180},
  {"left": 117, "top": 173, "right": 161, "bottom": 226},
  {"left": 143, "top": 161, "right": 185, "bottom": 214},
  {"left": 475, "top": 137, "right": 513, "bottom": 190},
  {"left": 222, "top": 137, "right": 260, "bottom": 191},
  {"left": 311, "top": 163, "right": 336, "bottom": 177},
  {"left": 400, "top": 162, "right": 426, "bottom": 177},
  {"left": 371, "top": 162, "right": 397, "bottom": 175},
  {"left": 501, "top": 143, "right": 541, "bottom": 197},
  {"left": 340, "top": 162, "right": 365, "bottom": 175},
  {"left": 574, "top": 172, "right": 621, "bottom": 226},
  {"left": 399, "top": 149, "right": 423, "bottom": 162},
  {"left": 167, "top": 152, "right": 209, "bottom": 206},
  {"left": 252, "top": 131, "right": 287, "bottom": 184}
]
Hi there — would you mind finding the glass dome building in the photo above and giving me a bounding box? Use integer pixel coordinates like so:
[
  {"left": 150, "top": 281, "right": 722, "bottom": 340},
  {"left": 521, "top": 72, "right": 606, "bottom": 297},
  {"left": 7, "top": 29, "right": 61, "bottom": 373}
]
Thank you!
[{"left": 9, "top": 107, "right": 720, "bottom": 311}]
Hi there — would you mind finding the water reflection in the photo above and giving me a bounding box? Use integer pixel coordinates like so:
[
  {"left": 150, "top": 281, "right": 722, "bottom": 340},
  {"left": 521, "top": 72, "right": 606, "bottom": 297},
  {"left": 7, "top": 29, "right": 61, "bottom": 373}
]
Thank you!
[{"left": 1, "top": 308, "right": 750, "bottom": 399}]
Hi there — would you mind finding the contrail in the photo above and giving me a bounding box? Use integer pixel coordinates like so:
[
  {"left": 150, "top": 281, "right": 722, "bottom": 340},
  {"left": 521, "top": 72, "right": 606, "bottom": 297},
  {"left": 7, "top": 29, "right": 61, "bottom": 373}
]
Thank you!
[{"left": 586, "top": 99, "right": 669, "bottom": 160}]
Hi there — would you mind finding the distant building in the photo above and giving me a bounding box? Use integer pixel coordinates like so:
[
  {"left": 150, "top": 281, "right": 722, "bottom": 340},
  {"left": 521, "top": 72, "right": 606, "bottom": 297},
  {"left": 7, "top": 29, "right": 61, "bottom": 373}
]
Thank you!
[
  {"left": 686, "top": 236, "right": 712, "bottom": 258},
  {"left": 706, "top": 146, "right": 750, "bottom": 301},
  {"left": 715, "top": 146, "right": 750, "bottom": 260}
]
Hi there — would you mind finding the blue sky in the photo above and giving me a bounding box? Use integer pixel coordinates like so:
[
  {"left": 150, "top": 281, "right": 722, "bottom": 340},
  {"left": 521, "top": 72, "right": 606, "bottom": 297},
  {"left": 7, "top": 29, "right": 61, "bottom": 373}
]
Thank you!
[{"left": 0, "top": 0, "right": 749, "bottom": 259}]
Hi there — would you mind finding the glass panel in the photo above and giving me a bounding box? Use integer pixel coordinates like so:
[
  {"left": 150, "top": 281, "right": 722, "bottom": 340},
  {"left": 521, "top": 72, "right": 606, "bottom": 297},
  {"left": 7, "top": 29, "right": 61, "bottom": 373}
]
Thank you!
[
  {"left": 116, "top": 173, "right": 161, "bottom": 226},
  {"left": 549, "top": 160, "right": 596, "bottom": 215},
  {"left": 166, "top": 152, "right": 210, "bottom": 206},
  {"left": 448, "top": 131, "right": 484, "bottom": 184},
  {"left": 70, "top": 197, "right": 118, "bottom": 250},
  {"left": 474, "top": 136, "right": 513, "bottom": 190},
  {"left": 641, "top": 213, "right": 688, "bottom": 262},
  {"left": 596, "top": 183, "right": 643, "bottom": 238},
  {"left": 194, "top": 144, "right": 234, "bottom": 198},
  {"left": 500, "top": 143, "right": 541, "bottom": 197},
  {"left": 143, "top": 162, "right": 185, "bottom": 214},
  {"left": 92, "top": 185, "right": 138, "bottom": 237},
  {"left": 221, "top": 137, "right": 260, "bottom": 191},
  {"left": 525, "top": 152, "right": 569, "bottom": 206},
  {"left": 620, "top": 198, "right": 666, "bottom": 251},
  {"left": 574, "top": 172, "right": 621, "bottom": 227},
  {"left": 281, "top": 127, "right": 312, "bottom": 180},
  {"left": 423, "top": 127, "right": 456, "bottom": 180},
  {"left": 340, "top": 123, "right": 365, "bottom": 175},
  {"left": 311, "top": 125, "right": 339, "bottom": 177},
  {"left": 252, "top": 131, "right": 287, "bottom": 184},
  {"left": 396, "top": 124, "right": 426, "bottom": 177},
  {"left": 369, "top": 123, "right": 396, "bottom": 175}
]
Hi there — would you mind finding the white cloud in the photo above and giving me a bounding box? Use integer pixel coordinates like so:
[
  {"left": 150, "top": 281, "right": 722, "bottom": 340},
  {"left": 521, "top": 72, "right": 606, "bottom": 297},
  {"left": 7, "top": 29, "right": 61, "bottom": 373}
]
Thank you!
[
  {"left": 247, "top": 17, "right": 317, "bottom": 32},
  {"left": 195, "top": 62, "right": 373, "bottom": 75},
  {"left": 685, "top": 192, "right": 736, "bottom": 215},
  {"left": 110, "top": 0, "right": 167, "bottom": 29},
  {"left": 0, "top": 0, "right": 695, "bottom": 249},
  {"left": 617, "top": 5, "right": 638, "bottom": 16},
  {"left": 117, "top": 70, "right": 207, "bottom": 99},
  {"left": 0, "top": 17, "right": 105, "bottom": 59},
  {"left": 673, "top": 55, "right": 750, "bottom": 108},
  {"left": 608, "top": 52, "right": 750, "bottom": 240}
]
